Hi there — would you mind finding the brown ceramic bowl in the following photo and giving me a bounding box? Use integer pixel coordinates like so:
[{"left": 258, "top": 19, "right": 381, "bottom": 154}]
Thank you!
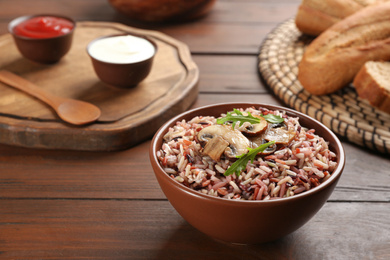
[
  {"left": 87, "top": 34, "right": 157, "bottom": 88},
  {"left": 149, "top": 103, "right": 345, "bottom": 244},
  {"left": 108, "top": 0, "right": 217, "bottom": 22},
  {"left": 8, "top": 14, "right": 75, "bottom": 64}
]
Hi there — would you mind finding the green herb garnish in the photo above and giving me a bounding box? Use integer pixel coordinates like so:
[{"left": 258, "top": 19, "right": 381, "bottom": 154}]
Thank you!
[
  {"left": 261, "top": 114, "right": 285, "bottom": 124},
  {"left": 216, "top": 109, "right": 284, "bottom": 128},
  {"left": 224, "top": 141, "right": 276, "bottom": 176},
  {"left": 216, "top": 109, "right": 260, "bottom": 129}
]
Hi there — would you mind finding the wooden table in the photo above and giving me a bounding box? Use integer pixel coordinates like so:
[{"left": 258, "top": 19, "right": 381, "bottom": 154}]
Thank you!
[{"left": 0, "top": 1, "right": 389, "bottom": 259}]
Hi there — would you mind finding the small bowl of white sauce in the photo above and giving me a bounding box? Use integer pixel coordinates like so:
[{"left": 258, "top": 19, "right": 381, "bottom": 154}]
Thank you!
[{"left": 87, "top": 34, "right": 157, "bottom": 88}]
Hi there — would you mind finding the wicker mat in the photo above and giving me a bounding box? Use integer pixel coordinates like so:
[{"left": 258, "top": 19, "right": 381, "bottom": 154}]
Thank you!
[{"left": 258, "top": 18, "right": 390, "bottom": 155}]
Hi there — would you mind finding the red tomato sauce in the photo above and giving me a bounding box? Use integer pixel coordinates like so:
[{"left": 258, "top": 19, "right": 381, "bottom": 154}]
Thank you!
[{"left": 13, "top": 16, "right": 74, "bottom": 39}]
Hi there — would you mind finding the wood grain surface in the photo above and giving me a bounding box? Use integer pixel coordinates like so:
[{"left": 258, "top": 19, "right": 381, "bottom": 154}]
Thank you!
[
  {"left": 0, "top": 0, "right": 389, "bottom": 259},
  {"left": 0, "top": 21, "right": 199, "bottom": 151}
]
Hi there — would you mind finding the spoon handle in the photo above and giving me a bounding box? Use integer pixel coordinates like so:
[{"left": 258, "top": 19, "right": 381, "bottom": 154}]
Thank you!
[{"left": 0, "top": 70, "right": 60, "bottom": 109}]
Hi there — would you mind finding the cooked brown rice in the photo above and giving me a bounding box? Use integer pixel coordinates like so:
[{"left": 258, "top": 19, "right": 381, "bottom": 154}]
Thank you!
[{"left": 156, "top": 107, "right": 338, "bottom": 201}]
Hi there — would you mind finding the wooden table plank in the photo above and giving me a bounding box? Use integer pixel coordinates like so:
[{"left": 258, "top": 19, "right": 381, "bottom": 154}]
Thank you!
[
  {"left": 1, "top": 94, "right": 389, "bottom": 202},
  {"left": 0, "top": 141, "right": 164, "bottom": 199},
  {"left": 0, "top": 0, "right": 302, "bottom": 54},
  {"left": 0, "top": 200, "right": 389, "bottom": 259},
  {"left": 194, "top": 55, "right": 268, "bottom": 94},
  {"left": 0, "top": 0, "right": 301, "bottom": 24},
  {"left": 1, "top": 140, "right": 388, "bottom": 202},
  {"left": 161, "top": 24, "right": 276, "bottom": 54}
]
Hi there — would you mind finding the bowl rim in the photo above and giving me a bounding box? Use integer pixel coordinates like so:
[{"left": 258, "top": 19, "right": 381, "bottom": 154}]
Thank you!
[
  {"left": 150, "top": 102, "right": 346, "bottom": 206},
  {"left": 8, "top": 14, "right": 76, "bottom": 40},
  {"left": 86, "top": 33, "right": 158, "bottom": 65}
]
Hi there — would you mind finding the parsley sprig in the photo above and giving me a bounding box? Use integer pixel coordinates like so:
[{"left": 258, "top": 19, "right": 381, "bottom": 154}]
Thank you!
[
  {"left": 224, "top": 141, "right": 276, "bottom": 176},
  {"left": 216, "top": 109, "right": 284, "bottom": 128}
]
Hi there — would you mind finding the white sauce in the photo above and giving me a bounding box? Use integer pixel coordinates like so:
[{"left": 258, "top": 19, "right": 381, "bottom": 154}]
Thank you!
[{"left": 88, "top": 35, "right": 155, "bottom": 64}]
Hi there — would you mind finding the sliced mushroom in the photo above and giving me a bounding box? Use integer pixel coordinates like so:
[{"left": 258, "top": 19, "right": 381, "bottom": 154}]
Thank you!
[
  {"left": 269, "top": 122, "right": 285, "bottom": 129},
  {"left": 248, "top": 135, "right": 277, "bottom": 155},
  {"left": 263, "top": 123, "right": 296, "bottom": 145},
  {"left": 198, "top": 125, "right": 250, "bottom": 160},
  {"left": 241, "top": 116, "right": 268, "bottom": 136},
  {"left": 202, "top": 135, "right": 229, "bottom": 161}
]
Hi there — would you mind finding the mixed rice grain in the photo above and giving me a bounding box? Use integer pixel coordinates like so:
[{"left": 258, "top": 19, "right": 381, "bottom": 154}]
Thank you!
[{"left": 157, "top": 107, "right": 337, "bottom": 201}]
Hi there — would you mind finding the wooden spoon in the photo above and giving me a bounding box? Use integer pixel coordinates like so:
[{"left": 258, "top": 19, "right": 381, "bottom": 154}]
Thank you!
[{"left": 0, "top": 70, "right": 101, "bottom": 125}]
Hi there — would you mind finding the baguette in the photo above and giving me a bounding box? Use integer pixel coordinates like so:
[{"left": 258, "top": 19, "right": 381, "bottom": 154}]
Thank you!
[
  {"left": 298, "top": 2, "right": 390, "bottom": 95},
  {"left": 353, "top": 61, "right": 390, "bottom": 114},
  {"left": 295, "top": 0, "right": 389, "bottom": 36}
]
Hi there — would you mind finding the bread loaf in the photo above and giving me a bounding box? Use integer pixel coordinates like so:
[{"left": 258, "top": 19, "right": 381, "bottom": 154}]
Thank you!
[
  {"left": 353, "top": 61, "right": 390, "bottom": 114},
  {"left": 298, "top": 2, "right": 390, "bottom": 95},
  {"left": 295, "top": 0, "right": 389, "bottom": 36}
]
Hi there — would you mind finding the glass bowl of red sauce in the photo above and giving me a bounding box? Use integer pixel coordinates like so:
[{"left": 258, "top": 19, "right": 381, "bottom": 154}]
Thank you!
[{"left": 8, "top": 14, "right": 75, "bottom": 64}]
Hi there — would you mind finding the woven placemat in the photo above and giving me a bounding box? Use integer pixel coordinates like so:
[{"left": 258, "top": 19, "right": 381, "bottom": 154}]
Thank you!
[{"left": 258, "top": 18, "right": 390, "bottom": 155}]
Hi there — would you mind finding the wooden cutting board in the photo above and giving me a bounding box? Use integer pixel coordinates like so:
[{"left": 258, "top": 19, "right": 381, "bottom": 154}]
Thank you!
[{"left": 0, "top": 21, "right": 199, "bottom": 151}]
